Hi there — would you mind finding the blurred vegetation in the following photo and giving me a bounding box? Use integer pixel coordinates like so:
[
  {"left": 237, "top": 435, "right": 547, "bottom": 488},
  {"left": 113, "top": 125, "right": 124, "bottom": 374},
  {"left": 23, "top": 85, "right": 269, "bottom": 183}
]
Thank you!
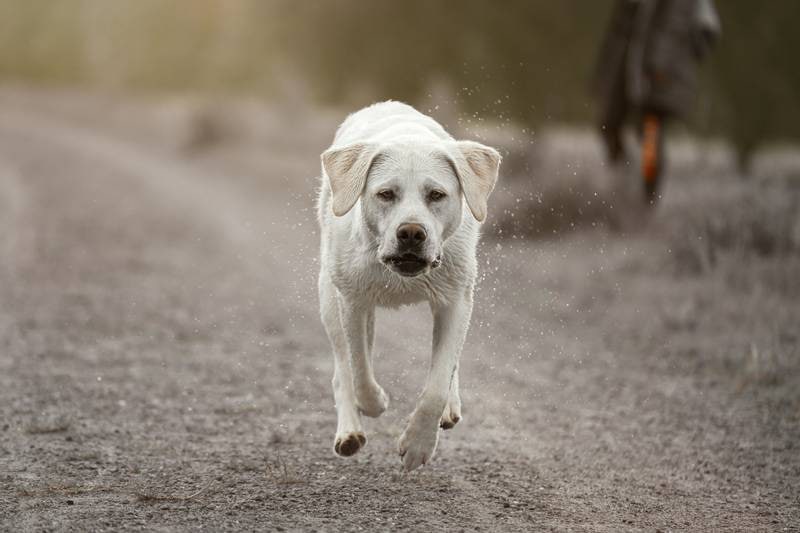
[{"left": 0, "top": 0, "right": 798, "bottom": 162}]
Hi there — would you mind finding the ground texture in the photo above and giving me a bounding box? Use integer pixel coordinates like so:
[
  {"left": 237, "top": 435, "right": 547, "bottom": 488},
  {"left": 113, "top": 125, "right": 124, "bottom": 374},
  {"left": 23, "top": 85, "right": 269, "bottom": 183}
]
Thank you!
[{"left": 0, "top": 89, "right": 798, "bottom": 531}]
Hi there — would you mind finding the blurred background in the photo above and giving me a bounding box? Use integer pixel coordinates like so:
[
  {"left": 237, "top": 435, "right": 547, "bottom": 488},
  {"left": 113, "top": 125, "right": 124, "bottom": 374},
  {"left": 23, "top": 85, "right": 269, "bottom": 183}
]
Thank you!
[
  {"left": 2, "top": 0, "right": 799, "bottom": 163},
  {"left": 1, "top": 1, "right": 798, "bottom": 530}
]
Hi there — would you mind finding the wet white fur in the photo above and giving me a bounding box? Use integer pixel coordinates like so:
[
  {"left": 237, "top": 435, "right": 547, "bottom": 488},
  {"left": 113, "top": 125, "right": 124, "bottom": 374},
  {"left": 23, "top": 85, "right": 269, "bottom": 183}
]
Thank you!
[{"left": 317, "top": 101, "right": 500, "bottom": 471}]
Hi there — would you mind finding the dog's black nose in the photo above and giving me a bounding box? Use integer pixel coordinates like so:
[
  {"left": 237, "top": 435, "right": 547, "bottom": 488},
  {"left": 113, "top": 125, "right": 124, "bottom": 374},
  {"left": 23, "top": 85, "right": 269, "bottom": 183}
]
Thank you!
[{"left": 396, "top": 223, "right": 427, "bottom": 247}]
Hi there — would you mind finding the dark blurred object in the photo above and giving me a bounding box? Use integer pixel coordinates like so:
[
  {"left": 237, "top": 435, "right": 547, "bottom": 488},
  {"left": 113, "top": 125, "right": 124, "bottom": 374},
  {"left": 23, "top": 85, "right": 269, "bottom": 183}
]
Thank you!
[
  {"left": 594, "top": 0, "right": 720, "bottom": 203},
  {"left": 2, "top": 1, "right": 798, "bottom": 164}
]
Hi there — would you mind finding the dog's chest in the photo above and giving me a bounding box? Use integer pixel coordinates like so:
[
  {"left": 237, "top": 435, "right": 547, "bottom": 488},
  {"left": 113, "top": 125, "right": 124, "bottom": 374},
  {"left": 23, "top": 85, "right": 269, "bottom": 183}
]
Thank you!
[
  {"left": 371, "top": 277, "right": 433, "bottom": 307},
  {"left": 334, "top": 259, "right": 461, "bottom": 309}
]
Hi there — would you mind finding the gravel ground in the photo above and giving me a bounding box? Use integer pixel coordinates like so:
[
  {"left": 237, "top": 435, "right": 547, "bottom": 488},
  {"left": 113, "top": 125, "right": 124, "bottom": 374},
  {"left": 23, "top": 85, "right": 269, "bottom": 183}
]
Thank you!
[{"left": 0, "top": 89, "right": 798, "bottom": 531}]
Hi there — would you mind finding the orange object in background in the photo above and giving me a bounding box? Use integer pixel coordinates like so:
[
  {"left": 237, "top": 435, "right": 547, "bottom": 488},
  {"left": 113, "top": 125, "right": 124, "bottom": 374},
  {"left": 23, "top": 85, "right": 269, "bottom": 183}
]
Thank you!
[{"left": 642, "top": 113, "right": 661, "bottom": 183}]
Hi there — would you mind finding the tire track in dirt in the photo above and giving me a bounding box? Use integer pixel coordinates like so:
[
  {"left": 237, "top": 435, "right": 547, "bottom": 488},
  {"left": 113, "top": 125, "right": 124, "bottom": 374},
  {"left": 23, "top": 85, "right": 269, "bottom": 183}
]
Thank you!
[
  {"left": 0, "top": 108, "right": 281, "bottom": 267},
  {"left": 0, "top": 107, "right": 321, "bottom": 339}
]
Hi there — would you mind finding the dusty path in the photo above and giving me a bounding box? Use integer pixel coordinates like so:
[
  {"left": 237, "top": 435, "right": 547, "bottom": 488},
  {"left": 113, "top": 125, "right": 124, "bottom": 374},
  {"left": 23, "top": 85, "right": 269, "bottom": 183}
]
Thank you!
[{"left": 0, "top": 92, "right": 798, "bottom": 531}]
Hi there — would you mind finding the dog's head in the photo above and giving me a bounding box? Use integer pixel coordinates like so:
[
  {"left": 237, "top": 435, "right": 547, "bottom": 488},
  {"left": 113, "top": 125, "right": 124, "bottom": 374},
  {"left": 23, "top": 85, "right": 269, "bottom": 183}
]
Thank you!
[{"left": 322, "top": 140, "right": 500, "bottom": 277}]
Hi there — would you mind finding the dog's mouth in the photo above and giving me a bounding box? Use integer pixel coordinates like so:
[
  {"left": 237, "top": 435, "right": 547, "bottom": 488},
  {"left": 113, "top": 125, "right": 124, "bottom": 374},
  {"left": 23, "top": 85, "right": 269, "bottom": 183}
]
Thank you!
[{"left": 383, "top": 253, "right": 441, "bottom": 277}]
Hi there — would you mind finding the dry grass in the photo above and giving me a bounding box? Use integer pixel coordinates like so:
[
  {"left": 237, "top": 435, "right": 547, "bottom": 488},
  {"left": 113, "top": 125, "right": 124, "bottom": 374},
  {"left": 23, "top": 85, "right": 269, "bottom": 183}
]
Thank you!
[
  {"left": 665, "top": 177, "right": 800, "bottom": 275},
  {"left": 130, "top": 456, "right": 304, "bottom": 506},
  {"left": 265, "top": 455, "right": 306, "bottom": 485},
  {"left": 489, "top": 128, "right": 800, "bottom": 261},
  {"left": 132, "top": 480, "right": 215, "bottom": 503},
  {"left": 489, "top": 127, "right": 620, "bottom": 239},
  {"left": 737, "top": 342, "right": 785, "bottom": 388},
  {"left": 16, "top": 484, "right": 112, "bottom": 498}
]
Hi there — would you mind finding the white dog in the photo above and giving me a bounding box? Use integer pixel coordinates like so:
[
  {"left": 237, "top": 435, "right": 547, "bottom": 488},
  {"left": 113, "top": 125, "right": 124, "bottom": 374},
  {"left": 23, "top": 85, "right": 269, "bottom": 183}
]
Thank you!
[{"left": 317, "top": 101, "right": 500, "bottom": 471}]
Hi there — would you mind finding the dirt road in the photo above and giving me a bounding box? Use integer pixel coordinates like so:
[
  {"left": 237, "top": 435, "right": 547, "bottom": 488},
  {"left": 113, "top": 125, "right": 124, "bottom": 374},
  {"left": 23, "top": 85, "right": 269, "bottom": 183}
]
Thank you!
[{"left": 1, "top": 90, "right": 798, "bottom": 531}]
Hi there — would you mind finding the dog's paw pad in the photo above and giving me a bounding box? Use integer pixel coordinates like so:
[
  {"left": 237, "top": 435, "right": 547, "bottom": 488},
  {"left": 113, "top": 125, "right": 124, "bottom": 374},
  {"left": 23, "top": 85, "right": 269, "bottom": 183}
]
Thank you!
[
  {"left": 334, "top": 432, "right": 366, "bottom": 457},
  {"left": 440, "top": 402, "right": 461, "bottom": 430},
  {"left": 440, "top": 413, "right": 461, "bottom": 430}
]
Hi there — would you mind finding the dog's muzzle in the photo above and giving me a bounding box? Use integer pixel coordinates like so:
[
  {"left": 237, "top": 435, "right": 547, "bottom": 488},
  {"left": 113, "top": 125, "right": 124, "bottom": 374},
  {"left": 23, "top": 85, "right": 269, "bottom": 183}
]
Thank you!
[{"left": 382, "top": 253, "right": 442, "bottom": 277}]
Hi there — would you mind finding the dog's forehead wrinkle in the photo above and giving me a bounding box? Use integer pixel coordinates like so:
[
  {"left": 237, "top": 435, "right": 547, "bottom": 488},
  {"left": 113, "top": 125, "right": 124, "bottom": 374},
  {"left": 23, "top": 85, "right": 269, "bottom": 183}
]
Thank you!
[
  {"left": 425, "top": 170, "right": 459, "bottom": 191},
  {"left": 368, "top": 146, "right": 457, "bottom": 192}
]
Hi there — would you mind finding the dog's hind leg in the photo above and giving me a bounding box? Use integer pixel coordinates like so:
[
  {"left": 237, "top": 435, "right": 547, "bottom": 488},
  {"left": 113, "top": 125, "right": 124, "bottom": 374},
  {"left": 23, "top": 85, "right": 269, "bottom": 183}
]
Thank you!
[
  {"left": 341, "top": 301, "right": 389, "bottom": 418},
  {"left": 319, "top": 274, "right": 366, "bottom": 457}
]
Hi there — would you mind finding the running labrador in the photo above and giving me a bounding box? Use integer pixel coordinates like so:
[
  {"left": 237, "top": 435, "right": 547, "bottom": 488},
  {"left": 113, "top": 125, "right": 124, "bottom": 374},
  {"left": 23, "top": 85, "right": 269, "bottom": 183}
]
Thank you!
[{"left": 317, "top": 101, "right": 501, "bottom": 471}]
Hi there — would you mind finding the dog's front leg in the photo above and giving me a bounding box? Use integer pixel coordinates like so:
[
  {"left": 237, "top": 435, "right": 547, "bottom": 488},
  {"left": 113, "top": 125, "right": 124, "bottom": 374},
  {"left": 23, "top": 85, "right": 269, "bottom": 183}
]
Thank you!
[
  {"left": 320, "top": 276, "right": 365, "bottom": 456},
  {"left": 398, "top": 290, "right": 473, "bottom": 471},
  {"left": 440, "top": 364, "right": 462, "bottom": 430},
  {"left": 340, "top": 299, "right": 389, "bottom": 418}
]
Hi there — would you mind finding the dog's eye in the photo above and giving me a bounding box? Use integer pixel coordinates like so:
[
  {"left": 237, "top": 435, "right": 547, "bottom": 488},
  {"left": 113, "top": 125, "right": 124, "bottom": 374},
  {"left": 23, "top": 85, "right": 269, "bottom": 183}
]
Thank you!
[
  {"left": 376, "top": 189, "right": 395, "bottom": 201},
  {"left": 428, "top": 190, "right": 447, "bottom": 202}
]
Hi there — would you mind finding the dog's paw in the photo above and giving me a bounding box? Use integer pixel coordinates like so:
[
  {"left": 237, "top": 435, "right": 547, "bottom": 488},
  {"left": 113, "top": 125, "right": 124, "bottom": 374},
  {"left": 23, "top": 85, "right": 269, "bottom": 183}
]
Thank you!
[
  {"left": 355, "top": 382, "right": 389, "bottom": 418},
  {"left": 440, "top": 403, "right": 461, "bottom": 430},
  {"left": 398, "top": 423, "right": 439, "bottom": 471},
  {"left": 334, "top": 432, "right": 367, "bottom": 457}
]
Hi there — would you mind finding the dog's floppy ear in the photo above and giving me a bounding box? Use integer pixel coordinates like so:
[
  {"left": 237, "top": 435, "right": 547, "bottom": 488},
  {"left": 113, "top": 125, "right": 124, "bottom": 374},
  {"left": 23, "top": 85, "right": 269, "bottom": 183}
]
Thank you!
[
  {"left": 448, "top": 140, "right": 501, "bottom": 222},
  {"left": 321, "top": 142, "right": 379, "bottom": 216}
]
